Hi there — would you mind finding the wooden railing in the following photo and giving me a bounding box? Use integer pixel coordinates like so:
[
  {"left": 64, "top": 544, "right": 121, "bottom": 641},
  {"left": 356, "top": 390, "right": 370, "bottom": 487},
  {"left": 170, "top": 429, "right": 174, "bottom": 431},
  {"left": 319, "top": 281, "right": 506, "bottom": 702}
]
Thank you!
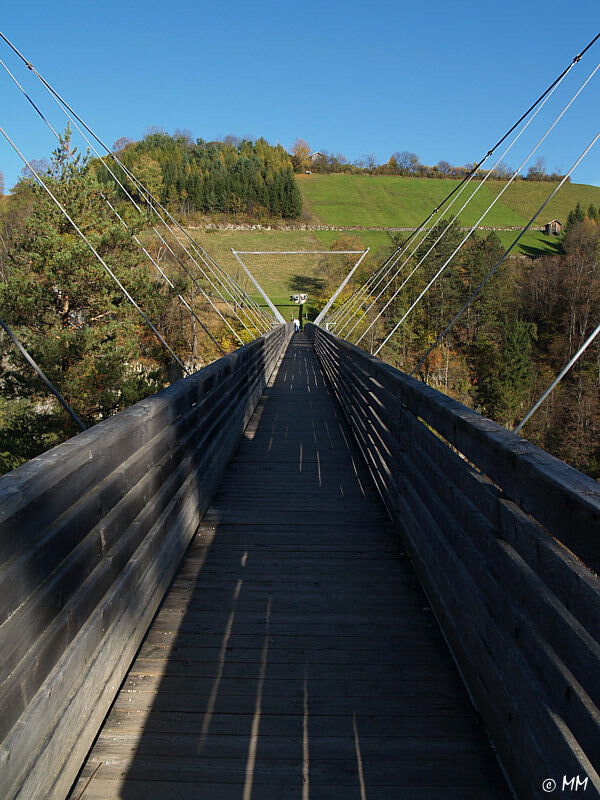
[
  {"left": 0, "top": 323, "right": 292, "bottom": 800},
  {"left": 307, "top": 323, "right": 600, "bottom": 800}
]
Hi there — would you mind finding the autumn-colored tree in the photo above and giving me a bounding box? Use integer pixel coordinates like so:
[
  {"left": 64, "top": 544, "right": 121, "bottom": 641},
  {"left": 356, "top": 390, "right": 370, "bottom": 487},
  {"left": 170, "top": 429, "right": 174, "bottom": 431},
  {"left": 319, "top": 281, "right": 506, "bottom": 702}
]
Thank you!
[
  {"left": 112, "top": 136, "right": 134, "bottom": 154},
  {"left": 290, "top": 138, "right": 311, "bottom": 172},
  {"left": 128, "top": 152, "right": 164, "bottom": 202}
]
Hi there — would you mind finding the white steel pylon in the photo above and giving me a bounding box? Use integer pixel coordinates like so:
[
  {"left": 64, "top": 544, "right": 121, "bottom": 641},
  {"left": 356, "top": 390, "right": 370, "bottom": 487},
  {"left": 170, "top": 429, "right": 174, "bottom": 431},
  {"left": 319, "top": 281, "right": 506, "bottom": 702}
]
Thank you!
[
  {"left": 231, "top": 249, "right": 369, "bottom": 327},
  {"left": 231, "top": 249, "right": 286, "bottom": 323},
  {"left": 314, "top": 248, "right": 369, "bottom": 325}
]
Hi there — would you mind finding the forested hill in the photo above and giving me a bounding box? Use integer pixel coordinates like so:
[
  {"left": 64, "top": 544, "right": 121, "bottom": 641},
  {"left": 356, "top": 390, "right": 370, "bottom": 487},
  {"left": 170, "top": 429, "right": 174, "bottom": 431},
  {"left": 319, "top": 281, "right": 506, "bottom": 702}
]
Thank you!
[
  {"left": 84, "top": 132, "right": 600, "bottom": 238},
  {"left": 2, "top": 131, "right": 599, "bottom": 479},
  {"left": 96, "top": 132, "right": 303, "bottom": 219}
]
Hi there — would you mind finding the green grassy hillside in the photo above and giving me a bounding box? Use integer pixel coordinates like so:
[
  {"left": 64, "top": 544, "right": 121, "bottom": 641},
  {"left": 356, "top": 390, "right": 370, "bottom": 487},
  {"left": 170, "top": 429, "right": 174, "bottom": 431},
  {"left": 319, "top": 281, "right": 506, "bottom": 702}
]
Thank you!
[
  {"left": 192, "top": 229, "right": 365, "bottom": 321},
  {"left": 187, "top": 172, "right": 599, "bottom": 315},
  {"left": 296, "top": 173, "right": 600, "bottom": 232}
]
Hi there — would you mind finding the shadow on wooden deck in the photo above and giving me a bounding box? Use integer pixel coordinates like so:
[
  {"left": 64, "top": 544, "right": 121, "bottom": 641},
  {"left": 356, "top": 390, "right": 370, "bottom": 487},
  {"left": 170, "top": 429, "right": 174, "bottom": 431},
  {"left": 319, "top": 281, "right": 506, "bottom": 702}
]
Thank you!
[{"left": 68, "top": 333, "right": 511, "bottom": 800}]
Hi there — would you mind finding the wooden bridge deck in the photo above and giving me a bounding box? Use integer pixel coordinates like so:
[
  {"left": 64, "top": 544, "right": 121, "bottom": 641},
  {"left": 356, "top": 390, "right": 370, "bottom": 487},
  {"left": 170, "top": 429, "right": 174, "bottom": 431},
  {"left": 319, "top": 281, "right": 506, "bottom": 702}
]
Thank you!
[{"left": 68, "top": 333, "right": 511, "bottom": 800}]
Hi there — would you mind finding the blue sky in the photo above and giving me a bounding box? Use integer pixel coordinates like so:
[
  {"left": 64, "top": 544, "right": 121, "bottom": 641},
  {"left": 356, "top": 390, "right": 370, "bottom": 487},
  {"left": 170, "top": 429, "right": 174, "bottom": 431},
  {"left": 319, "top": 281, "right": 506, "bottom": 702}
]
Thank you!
[{"left": 1, "top": 0, "right": 599, "bottom": 191}]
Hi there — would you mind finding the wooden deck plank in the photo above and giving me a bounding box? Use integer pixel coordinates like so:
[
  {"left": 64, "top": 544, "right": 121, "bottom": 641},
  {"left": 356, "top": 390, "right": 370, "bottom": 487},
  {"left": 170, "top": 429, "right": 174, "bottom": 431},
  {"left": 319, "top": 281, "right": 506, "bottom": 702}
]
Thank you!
[
  {"left": 96, "top": 708, "right": 492, "bottom": 738},
  {"left": 71, "top": 755, "right": 508, "bottom": 785},
  {"left": 87, "top": 730, "right": 496, "bottom": 756},
  {"left": 68, "top": 333, "right": 510, "bottom": 799},
  {"left": 70, "top": 778, "right": 510, "bottom": 800}
]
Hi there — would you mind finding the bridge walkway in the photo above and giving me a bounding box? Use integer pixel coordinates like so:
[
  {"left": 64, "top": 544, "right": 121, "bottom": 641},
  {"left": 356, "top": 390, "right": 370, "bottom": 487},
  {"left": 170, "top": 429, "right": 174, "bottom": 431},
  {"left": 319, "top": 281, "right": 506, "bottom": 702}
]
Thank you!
[{"left": 68, "top": 332, "right": 510, "bottom": 800}]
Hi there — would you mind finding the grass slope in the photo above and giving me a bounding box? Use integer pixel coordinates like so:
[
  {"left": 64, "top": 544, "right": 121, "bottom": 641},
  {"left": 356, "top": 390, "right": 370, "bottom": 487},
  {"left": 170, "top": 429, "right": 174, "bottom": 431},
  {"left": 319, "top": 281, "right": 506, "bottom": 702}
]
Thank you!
[
  {"left": 192, "top": 229, "right": 376, "bottom": 321},
  {"left": 184, "top": 174, "right": 598, "bottom": 314},
  {"left": 297, "top": 173, "right": 600, "bottom": 231}
]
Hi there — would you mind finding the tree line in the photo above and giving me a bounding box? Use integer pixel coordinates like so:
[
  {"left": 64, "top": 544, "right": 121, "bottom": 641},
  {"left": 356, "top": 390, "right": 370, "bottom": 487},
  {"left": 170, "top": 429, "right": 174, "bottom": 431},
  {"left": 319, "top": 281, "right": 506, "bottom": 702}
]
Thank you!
[
  {"left": 291, "top": 138, "right": 569, "bottom": 183},
  {"left": 364, "top": 206, "right": 600, "bottom": 478},
  {"left": 101, "top": 131, "right": 303, "bottom": 219}
]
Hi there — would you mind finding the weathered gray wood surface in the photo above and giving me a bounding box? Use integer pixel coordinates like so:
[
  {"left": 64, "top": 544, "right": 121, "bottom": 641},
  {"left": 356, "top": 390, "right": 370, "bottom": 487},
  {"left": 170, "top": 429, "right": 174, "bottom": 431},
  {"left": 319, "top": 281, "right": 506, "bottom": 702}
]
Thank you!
[
  {"left": 0, "top": 324, "right": 292, "bottom": 800},
  {"left": 308, "top": 323, "right": 600, "bottom": 800},
  {"left": 68, "top": 333, "right": 509, "bottom": 800}
]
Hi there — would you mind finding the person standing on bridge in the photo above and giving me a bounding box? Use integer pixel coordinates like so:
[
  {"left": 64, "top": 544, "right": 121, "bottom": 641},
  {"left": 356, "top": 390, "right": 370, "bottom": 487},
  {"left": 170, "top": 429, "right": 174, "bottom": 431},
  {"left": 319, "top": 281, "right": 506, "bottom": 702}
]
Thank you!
[{"left": 293, "top": 317, "right": 300, "bottom": 332}]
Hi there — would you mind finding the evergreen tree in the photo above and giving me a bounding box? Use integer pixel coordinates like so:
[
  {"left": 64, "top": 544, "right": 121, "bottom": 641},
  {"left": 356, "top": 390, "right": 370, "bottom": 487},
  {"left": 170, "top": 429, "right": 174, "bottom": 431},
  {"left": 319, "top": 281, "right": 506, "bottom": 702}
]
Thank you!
[
  {"left": 564, "top": 201, "right": 587, "bottom": 240},
  {"left": 574, "top": 201, "right": 586, "bottom": 222},
  {"left": 474, "top": 314, "right": 537, "bottom": 427},
  {"left": 96, "top": 132, "right": 302, "bottom": 219},
  {"left": 0, "top": 131, "right": 178, "bottom": 470},
  {"left": 459, "top": 231, "right": 507, "bottom": 342}
]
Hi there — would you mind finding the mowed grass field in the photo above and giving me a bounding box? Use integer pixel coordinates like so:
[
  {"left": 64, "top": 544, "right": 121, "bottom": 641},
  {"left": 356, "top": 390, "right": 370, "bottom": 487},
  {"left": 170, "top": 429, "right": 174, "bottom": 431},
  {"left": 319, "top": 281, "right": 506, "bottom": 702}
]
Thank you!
[
  {"left": 190, "top": 226, "right": 555, "bottom": 318},
  {"left": 296, "top": 173, "right": 600, "bottom": 229},
  {"left": 183, "top": 173, "right": 599, "bottom": 315},
  {"left": 190, "top": 229, "right": 382, "bottom": 321}
]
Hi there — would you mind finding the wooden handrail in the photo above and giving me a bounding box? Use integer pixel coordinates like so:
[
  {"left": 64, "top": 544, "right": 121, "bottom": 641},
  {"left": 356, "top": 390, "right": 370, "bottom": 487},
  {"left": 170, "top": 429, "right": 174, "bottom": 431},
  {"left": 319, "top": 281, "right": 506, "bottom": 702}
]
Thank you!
[
  {"left": 0, "top": 324, "right": 293, "bottom": 800},
  {"left": 307, "top": 322, "right": 600, "bottom": 800}
]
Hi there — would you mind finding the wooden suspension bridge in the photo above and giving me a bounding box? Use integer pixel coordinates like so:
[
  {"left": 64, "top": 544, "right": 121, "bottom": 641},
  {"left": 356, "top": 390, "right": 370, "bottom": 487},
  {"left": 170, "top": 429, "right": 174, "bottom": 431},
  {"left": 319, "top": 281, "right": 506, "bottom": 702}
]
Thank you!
[{"left": 1, "top": 324, "right": 599, "bottom": 800}]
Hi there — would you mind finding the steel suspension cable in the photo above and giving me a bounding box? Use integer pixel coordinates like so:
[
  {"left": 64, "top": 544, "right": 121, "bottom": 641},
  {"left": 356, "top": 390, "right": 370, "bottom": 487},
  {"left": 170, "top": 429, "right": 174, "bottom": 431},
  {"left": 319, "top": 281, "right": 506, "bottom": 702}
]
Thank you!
[
  {"left": 322, "top": 32, "right": 600, "bottom": 328},
  {"left": 331, "top": 191, "right": 486, "bottom": 331},
  {"left": 342, "top": 171, "right": 502, "bottom": 339},
  {"left": 88, "top": 150, "right": 252, "bottom": 343},
  {"left": 127, "top": 216, "right": 248, "bottom": 345},
  {"left": 199, "top": 250, "right": 273, "bottom": 330},
  {"left": 108, "top": 162, "right": 271, "bottom": 335},
  {"left": 98, "top": 154, "right": 269, "bottom": 329},
  {"left": 347, "top": 66, "right": 586, "bottom": 344},
  {"left": 326, "top": 245, "right": 403, "bottom": 317},
  {"left": 324, "top": 32, "right": 600, "bottom": 334},
  {"left": 343, "top": 129, "right": 532, "bottom": 339},
  {"left": 410, "top": 128, "right": 600, "bottom": 380},
  {"left": 94, "top": 202, "right": 229, "bottom": 353},
  {"left": 368, "top": 60, "right": 600, "bottom": 356},
  {"left": 0, "top": 34, "right": 269, "bottom": 342},
  {"left": 328, "top": 210, "right": 467, "bottom": 332},
  {"left": 0, "top": 315, "right": 86, "bottom": 431},
  {"left": 87, "top": 192, "right": 232, "bottom": 353},
  {"left": 315, "top": 249, "right": 370, "bottom": 324},
  {"left": 0, "top": 128, "right": 189, "bottom": 374},
  {"left": 327, "top": 249, "right": 409, "bottom": 332},
  {"left": 109, "top": 168, "right": 268, "bottom": 336},
  {"left": 333, "top": 157, "right": 516, "bottom": 335},
  {"left": 88, "top": 190, "right": 230, "bottom": 353},
  {"left": 231, "top": 250, "right": 286, "bottom": 323},
  {"left": 179, "top": 242, "right": 272, "bottom": 332},
  {"left": 0, "top": 59, "right": 228, "bottom": 356},
  {"left": 229, "top": 256, "right": 289, "bottom": 298},
  {"left": 69, "top": 142, "right": 251, "bottom": 344},
  {"left": 90, "top": 153, "right": 271, "bottom": 333},
  {"left": 69, "top": 137, "right": 250, "bottom": 344},
  {"left": 166, "top": 229, "right": 273, "bottom": 330},
  {"left": 515, "top": 317, "right": 600, "bottom": 434}
]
